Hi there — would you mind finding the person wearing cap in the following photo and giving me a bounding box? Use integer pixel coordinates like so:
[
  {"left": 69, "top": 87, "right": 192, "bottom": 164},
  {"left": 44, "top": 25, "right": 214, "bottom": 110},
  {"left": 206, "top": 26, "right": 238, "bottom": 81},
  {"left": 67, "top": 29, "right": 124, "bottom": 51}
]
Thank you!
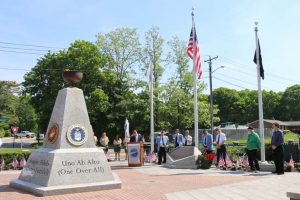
[
  {"left": 201, "top": 130, "right": 213, "bottom": 153},
  {"left": 271, "top": 122, "right": 284, "bottom": 175},
  {"left": 215, "top": 128, "right": 227, "bottom": 166},
  {"left": 246, "top": 126, "right": 261, "bottom": 172}
]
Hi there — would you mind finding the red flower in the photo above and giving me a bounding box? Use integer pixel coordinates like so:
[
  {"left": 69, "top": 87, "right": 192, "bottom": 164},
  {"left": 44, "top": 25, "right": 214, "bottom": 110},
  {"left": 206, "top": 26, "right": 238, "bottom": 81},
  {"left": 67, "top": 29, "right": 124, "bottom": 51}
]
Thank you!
[{"left": 203, "top": 153, "right": 216, "bottom": 161}]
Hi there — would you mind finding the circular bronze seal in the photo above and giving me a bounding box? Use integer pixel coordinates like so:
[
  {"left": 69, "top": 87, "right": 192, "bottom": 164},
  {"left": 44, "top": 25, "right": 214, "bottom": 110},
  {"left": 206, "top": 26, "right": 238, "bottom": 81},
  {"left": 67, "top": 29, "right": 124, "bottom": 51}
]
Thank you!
[{"left": 48, "top": 124, "right": 59, "bottom": 144}]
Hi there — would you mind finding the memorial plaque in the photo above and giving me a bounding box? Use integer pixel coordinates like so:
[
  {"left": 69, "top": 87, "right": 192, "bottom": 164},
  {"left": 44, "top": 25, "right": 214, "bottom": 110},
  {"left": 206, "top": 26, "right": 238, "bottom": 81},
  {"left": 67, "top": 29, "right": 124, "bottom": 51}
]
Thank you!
[{"left": 166, "top": 146, "right": 201, "bottom": 169}]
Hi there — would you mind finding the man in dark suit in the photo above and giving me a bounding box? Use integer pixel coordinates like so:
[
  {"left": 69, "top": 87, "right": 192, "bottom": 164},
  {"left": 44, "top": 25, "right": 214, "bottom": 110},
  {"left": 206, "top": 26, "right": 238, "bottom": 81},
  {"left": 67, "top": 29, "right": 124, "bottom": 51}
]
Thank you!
[
  {"left": 130, "top": 129, "right": 144, "bottom": 142},
  {"left": 201, "top": 130, "right": 213, "bottom": 154},
  {"left": 271, "top": 122, "right": 284, "bottom": 175}
]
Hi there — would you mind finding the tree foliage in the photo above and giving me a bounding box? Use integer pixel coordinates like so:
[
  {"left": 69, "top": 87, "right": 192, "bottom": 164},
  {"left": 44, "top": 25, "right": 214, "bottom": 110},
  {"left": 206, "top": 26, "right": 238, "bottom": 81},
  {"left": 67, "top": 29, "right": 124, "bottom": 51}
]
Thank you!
[
  {"left": 279, "top": 84, "right": 300, "bottom": 120},
  {"left": 23, "top": 40, "right": 106, "bottom": 131},
  {"left": 17, "top": 26, "right": 300, "bottom": 142}
]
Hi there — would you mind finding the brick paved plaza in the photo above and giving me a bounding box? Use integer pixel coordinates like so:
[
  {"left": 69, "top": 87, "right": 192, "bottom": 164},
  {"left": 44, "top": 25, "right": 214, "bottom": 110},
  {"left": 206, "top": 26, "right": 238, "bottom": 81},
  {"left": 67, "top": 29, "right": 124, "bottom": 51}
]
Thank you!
[{"left": 1, "top": 160, "right": 300, "bottom": 200}]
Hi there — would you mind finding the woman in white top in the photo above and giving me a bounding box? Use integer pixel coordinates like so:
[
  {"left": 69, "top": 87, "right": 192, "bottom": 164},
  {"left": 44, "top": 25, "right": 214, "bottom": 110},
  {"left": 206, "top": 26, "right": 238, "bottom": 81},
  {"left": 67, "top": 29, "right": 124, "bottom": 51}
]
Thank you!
[
  {"left": 100, "top": 132, "right": 109, "bottom": 154},
  {"left": 113, "top": 134, "right": 122, "bottom": 160}
]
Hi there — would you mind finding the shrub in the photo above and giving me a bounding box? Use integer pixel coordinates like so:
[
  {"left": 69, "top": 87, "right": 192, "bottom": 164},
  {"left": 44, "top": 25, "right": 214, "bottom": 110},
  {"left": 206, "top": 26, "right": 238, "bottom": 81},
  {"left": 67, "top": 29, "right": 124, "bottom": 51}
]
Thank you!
[
  {"left": 0, "top": 148, "right": 32, "bottom": 170},
  {"left": 31, "top": 142, "right": 43, "bottom": 149},
  {"left": 4, "top": 130, "right": 11, "bottom": 137},
  {"left": 226, "top": 146, "right": 246, "bottom": 162},
  {"left": 0, "top": 128, "right": 5, "bottom": 138}
]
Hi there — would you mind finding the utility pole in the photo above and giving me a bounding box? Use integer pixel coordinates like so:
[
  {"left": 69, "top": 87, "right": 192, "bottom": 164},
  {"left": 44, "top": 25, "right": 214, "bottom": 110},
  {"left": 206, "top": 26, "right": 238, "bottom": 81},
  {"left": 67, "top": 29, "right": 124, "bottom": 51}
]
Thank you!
[{"left": 205, "top": 56, "right": 218, "bottom": 139}]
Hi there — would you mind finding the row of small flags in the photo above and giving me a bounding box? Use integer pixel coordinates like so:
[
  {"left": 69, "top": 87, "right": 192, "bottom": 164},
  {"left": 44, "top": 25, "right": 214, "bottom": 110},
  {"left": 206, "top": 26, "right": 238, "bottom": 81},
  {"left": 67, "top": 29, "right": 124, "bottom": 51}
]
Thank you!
[
  {"left": 0, "top": 157, "right": 27, "bottom": 170},
  {"left": 0, "top": 154, "right": 296, "bottom": 169},
  {"left": 216, "top": 154, "right": 295, "bottom": 169},
  {"left": 145, "top": 152, "right": 157, "bottom": 163}
]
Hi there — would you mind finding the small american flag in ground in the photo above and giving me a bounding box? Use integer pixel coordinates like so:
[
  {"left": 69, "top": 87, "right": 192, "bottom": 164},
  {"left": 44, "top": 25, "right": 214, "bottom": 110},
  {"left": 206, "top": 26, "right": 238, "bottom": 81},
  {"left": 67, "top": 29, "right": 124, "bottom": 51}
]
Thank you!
[{"left": 187, "top": 25, "right": 202, "bottom": 79}]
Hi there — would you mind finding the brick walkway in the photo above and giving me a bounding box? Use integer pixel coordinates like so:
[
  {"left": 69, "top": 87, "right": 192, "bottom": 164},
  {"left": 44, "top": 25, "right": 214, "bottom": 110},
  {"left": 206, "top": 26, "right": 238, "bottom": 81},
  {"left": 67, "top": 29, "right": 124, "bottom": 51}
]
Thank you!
[{"left": 0, "top": 164, "right": 258, "bottom": 200}]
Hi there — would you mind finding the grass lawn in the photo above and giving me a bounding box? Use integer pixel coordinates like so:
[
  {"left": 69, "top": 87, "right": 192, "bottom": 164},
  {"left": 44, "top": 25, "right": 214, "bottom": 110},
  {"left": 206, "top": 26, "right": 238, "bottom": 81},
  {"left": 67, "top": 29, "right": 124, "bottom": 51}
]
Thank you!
[{"left": 0, "top": 148, "right": 33, "bottom": 154}]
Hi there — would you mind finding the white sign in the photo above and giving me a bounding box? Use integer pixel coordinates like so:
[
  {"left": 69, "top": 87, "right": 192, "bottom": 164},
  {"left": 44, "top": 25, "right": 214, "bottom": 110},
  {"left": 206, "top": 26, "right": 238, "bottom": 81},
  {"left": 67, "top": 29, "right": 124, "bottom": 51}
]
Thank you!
[{"left": 128, "top": 143, "right": 140, "bottom": 164}]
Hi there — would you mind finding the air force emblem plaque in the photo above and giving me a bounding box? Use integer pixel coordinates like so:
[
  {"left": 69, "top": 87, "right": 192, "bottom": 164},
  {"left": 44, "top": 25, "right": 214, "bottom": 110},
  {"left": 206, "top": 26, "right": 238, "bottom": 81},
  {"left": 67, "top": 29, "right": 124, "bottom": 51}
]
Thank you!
[{"left": 66, "top": 124, "right": 88, "bottom": 146}]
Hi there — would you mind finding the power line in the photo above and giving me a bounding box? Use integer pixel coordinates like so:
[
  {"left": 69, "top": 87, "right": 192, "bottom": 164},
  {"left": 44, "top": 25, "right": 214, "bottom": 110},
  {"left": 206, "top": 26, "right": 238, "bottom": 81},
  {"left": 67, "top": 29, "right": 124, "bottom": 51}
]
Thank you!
[
  {"left": 225, "top": 64, "right": 298, "bottom": 86},
  {"left": 0, "top": 45, "right": 57, "bottom": 52},
  {"left": 0, "top": 67, "right": 30, "bottom": 71},
  {"left": 216, "top": 59, "right": 300, "bottom": 86},
  {"left": 213, "top": 76, "right": 249, "bottom": 89},
  {"left": 0, "top": 41, "right": 65, "bottom": 50},
  {"left": 0, "top": 49, "right": 44, "bottom": 55},
  {"left": 218, "top": 56, "right": 300, "bottom": 84}
]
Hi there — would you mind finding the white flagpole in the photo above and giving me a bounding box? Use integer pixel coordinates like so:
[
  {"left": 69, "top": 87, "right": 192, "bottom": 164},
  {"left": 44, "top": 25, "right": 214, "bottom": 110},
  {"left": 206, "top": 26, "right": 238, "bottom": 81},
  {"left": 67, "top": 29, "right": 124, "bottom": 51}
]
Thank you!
[
  {"left": 150, "top": 61, "right": 154, "bottom": 153},
  {"left": 192, "top": 8, "right": 199, "bottom": 148},
  {"left": 254, "top": 22, "right": 265, "bottom": 162}
]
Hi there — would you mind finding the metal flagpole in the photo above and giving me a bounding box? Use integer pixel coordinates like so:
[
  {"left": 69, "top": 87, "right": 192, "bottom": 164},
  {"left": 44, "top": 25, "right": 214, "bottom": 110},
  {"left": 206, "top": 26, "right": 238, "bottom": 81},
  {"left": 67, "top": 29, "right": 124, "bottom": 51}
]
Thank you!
[
  {"left": 150, "top": 61, "right": 154, "bottom": 153},
  {"left": 192, "top": 8, "right": 199, "bottom": 148},
  {"left": 254, "top": 22, "right": 265, "bottom": 162}
]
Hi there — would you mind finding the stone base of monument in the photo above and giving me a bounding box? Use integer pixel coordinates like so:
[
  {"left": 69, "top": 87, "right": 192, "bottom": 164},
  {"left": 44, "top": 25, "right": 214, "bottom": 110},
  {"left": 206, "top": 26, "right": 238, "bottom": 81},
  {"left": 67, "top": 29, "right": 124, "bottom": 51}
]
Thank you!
[
  {"left": 258, "top": 161, "right": 275, "bottom": 172},
  {"left": 165, "top": 146, "right": 201, "bottom": 169},
  {"left": 10, "top": 147, "right": 121, "bottom": 196},
  {"left": 10, "top": 173, "right": 120, "bottom": 196}
]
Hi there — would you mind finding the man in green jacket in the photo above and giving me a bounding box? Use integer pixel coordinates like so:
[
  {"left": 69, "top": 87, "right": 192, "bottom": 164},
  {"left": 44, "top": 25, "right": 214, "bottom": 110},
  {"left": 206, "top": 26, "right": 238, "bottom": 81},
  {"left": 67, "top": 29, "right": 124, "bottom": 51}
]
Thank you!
[{"left": 246, "top": 126, "right": 261, "bottom": 172}]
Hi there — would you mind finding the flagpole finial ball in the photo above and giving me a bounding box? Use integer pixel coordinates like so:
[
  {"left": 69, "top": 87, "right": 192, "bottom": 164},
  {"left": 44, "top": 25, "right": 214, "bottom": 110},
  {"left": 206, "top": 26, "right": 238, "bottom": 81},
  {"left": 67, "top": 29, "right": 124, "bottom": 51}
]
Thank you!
[{"left": 254, "top": 21, "right": 258, "bottom": 26}]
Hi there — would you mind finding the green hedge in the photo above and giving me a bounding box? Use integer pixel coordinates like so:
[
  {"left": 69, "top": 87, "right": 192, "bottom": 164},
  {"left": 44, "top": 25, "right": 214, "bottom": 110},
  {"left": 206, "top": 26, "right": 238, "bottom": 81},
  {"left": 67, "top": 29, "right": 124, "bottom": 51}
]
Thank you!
[
  {"left": 226, "top": 144, "right": 276, "bottom": 162},
  {"left": 0, "top": 148, "right": 32, "bottom": 170}
]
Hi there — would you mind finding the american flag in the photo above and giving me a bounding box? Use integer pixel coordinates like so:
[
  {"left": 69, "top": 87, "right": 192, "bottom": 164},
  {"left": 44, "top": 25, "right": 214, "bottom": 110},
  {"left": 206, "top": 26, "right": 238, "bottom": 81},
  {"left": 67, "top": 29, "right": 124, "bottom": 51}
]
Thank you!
[
  {"left": 236, "top": 156, "right": 240, "bottom": 168},
  {"left": 12, "top": 157, "right": 18, "bottom": 169},
  {"left": 226, "top": 155, "right": 233, "bottom": 167},
  {"left": 218, "top": 158, "right": 225, "bottom": 167},
  {"left": 288, "top": 155, "right": 295, "bottom": 169},
  {"left": 187, "top": 25, "right": 202, "bottom": 79},
  {"left": 0, "top": 158, "right": 5, "bottom": 170},
  {"left": 20, "top": 157, "right": 27, "bottom": 168},
  {"left": 242, "top": 154, "right": 249, "bottom": 167}
]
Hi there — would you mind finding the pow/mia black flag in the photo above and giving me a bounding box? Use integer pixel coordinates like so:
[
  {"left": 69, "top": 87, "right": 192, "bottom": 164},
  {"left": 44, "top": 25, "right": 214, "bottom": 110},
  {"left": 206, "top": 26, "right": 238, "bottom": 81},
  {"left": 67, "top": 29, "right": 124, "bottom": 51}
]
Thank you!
[{"left": 253, "top": 39, "right": 264, "bottom": 80}]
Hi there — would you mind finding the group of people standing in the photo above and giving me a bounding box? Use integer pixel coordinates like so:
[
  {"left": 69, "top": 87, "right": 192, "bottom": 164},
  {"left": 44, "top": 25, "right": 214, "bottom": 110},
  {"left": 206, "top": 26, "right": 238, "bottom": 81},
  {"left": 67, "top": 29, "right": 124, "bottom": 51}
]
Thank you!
[
  {"left": 96, "top": 130, "right": 144, "bottom": 161},
  {"left": 97, "top": 123, "right": 285, "bottom": 175},
  {"left": 201, "top": 123, "right": 284, "bottom": 175}
]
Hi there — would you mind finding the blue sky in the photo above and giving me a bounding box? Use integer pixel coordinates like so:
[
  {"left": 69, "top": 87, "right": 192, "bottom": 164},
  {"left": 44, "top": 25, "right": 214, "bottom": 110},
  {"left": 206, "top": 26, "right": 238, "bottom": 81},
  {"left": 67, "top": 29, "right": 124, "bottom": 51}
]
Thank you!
[{"left": 1, "top": 0, "right": 300, "bottom": 93}]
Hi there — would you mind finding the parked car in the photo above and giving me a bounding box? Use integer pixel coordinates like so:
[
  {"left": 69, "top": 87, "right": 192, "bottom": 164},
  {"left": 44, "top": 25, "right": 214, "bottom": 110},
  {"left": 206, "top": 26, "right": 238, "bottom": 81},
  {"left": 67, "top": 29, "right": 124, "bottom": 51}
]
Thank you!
[{"left": 15, "top": 131, "right": 35, "bottom": 138}]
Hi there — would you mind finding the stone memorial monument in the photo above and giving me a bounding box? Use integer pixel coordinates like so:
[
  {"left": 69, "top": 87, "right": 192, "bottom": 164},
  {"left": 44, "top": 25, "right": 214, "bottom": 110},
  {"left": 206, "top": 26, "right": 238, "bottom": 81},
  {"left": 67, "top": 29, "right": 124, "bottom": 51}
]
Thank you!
[
  {"left": 166, "top": 146, "right": 201, "bottom": 169},
  {"left": 10, "top": 70, "right": 121, "bottom": 196}
]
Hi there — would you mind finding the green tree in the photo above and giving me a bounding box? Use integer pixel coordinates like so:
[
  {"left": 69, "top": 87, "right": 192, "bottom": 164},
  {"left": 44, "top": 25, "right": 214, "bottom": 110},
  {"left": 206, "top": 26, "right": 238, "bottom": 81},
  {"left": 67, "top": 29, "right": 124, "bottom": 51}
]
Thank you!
[
  {"left": 161, "top": 36, "right": 217, "bottom": 130},
  {"left": 279, "top": 84, "right": 300, "bottom": 120},
  {"left": 95, "top": 28, "right": 144, "bottom": 138},
  {"left": 142, "top": 26, "right": 164, "bottom": 88},
  {"left": 23, "top": 40, "right": 107, "bottom": 132},
  {"left": 15, "top": 96, "right": 37, "bottom": 132},
  {"left": 213, "top": 87, "right": 241, "bottom": 124},
  {"left": 95, "top": 28, "right": 141, "bottom": 83},
  {"left": 263, "top": 90, "right": 282, "bottom": 120},
  {"left": 0, "top": 81, "right": 20, "bottom": 115}
]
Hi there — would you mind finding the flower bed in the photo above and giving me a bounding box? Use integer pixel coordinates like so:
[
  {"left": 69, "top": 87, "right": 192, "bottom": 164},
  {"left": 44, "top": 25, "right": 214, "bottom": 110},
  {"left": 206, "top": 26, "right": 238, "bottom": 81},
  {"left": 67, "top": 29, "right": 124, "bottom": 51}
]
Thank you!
[{"left": 196, "top": 153, "right": 216, "bottom": 169}]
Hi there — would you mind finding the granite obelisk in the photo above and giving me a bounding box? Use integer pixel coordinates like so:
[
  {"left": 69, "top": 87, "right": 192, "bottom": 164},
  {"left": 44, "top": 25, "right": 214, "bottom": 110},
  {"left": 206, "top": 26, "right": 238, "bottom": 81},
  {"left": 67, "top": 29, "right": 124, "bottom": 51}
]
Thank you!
[{"left": 10, "top": 71, "right": 121, "bottom": 196}]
